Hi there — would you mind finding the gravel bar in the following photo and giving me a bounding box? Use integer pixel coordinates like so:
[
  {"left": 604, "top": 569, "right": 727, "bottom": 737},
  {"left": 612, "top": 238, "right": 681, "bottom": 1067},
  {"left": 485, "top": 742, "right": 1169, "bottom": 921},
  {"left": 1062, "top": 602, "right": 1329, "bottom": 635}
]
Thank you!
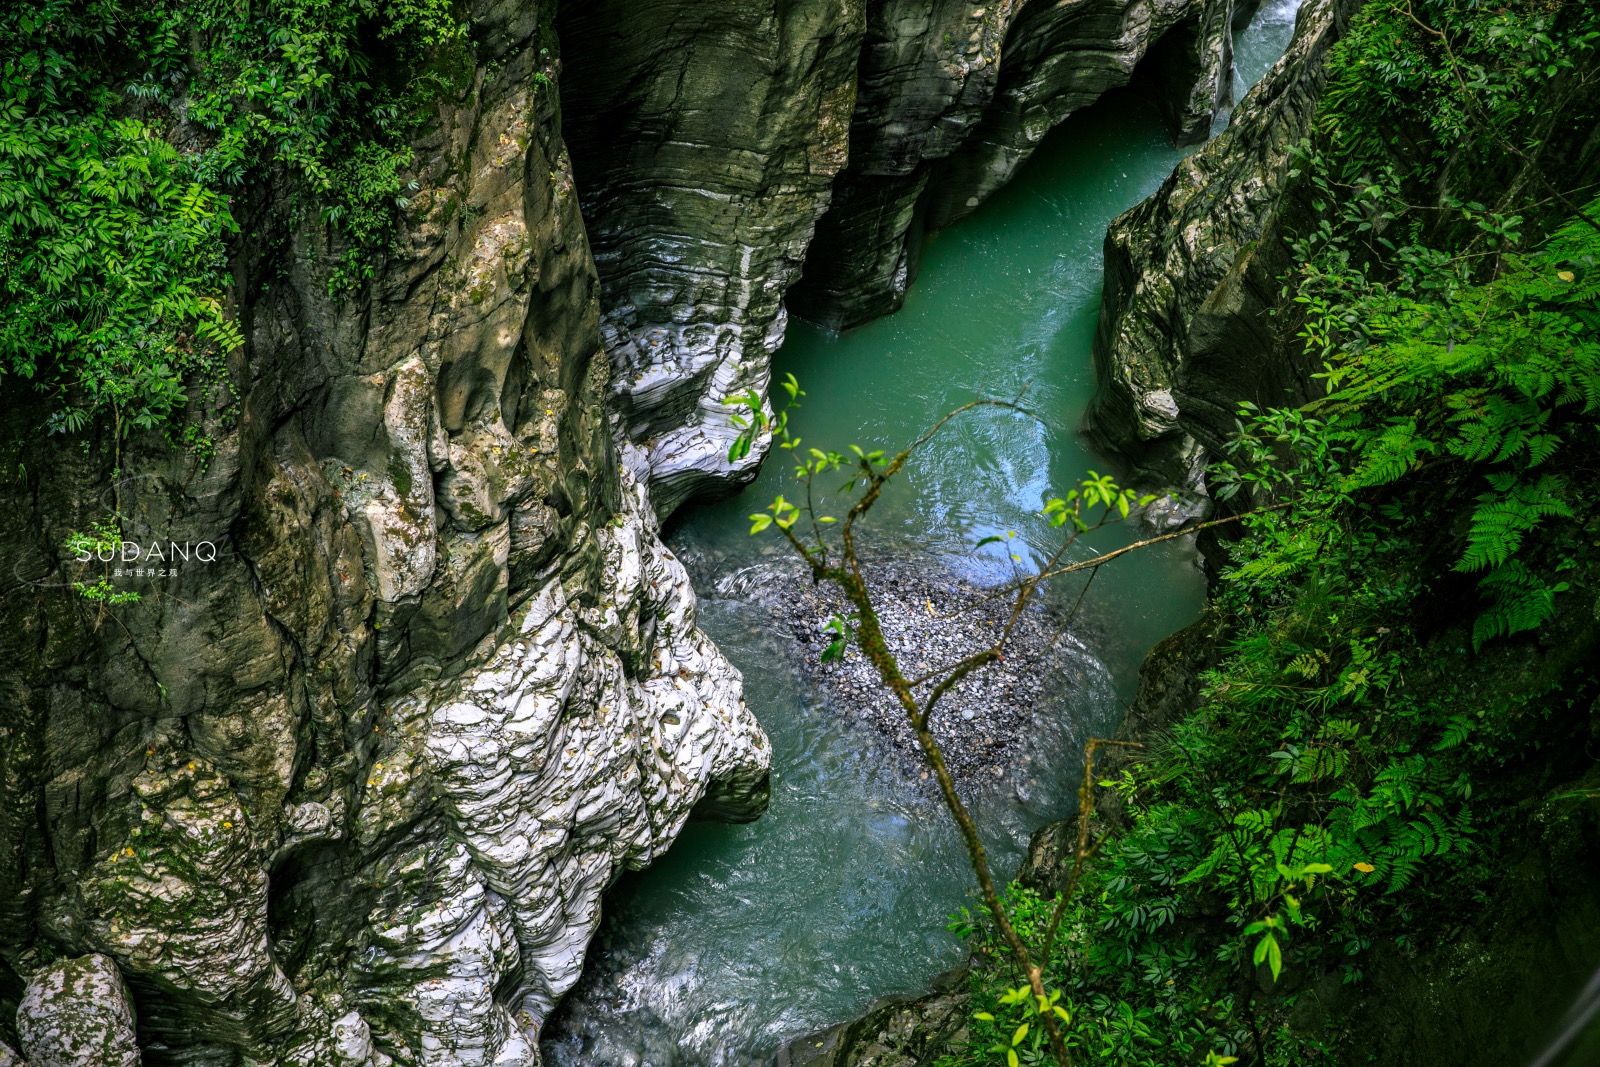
[{"left": 717, "top": 557, "right": 1092, "bottom": 790}]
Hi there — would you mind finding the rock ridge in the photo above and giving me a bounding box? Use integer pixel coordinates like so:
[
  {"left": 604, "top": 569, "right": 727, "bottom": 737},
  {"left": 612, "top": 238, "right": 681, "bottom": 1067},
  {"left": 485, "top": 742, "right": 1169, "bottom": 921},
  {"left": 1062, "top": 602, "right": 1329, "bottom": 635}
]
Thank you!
[{"left": 1082, "top": 0, "right": 1371, "bottom": 489}]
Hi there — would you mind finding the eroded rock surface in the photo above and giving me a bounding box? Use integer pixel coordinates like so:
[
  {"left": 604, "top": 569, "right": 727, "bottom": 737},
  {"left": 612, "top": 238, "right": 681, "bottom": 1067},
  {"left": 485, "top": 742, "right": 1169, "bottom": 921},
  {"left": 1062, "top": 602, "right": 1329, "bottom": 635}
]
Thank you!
[
  {"left": 774, "top": 975, "right": 971, "bottom": 1067},
  {"left": 0, "top": 1, "right": 767, "bottom": 1062},
  {"left": 556, "top": 1, "right": 867, "bottom": 514},
  {"left": 558, "top": 0, "right": 1239, "bottom": 508},
  {"left": 791, "top": 0, "right": 1238, "bottom": 331}
]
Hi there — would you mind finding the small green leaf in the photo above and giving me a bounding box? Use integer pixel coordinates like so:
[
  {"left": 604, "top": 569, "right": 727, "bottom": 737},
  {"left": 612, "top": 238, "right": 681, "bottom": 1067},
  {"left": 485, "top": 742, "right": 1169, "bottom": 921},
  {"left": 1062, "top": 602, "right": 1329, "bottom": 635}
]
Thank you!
[{"left": 1253, "top": 929, "right": 1284, "bottom": 981}]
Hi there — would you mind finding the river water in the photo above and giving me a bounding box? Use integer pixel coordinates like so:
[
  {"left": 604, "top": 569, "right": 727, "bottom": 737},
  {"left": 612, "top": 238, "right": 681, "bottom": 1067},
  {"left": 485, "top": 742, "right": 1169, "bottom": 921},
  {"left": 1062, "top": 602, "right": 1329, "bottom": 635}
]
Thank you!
[{"left": 542, "top": 6, "right": 1302, "bottom": 1064}]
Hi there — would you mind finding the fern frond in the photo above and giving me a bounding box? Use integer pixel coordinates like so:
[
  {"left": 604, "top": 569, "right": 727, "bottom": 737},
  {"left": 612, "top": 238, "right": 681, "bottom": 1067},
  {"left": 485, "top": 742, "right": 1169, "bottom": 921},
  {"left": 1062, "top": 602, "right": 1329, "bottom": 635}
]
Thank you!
[{"left": 1471, "top": 560, "right": 1568, "bottom": 649}]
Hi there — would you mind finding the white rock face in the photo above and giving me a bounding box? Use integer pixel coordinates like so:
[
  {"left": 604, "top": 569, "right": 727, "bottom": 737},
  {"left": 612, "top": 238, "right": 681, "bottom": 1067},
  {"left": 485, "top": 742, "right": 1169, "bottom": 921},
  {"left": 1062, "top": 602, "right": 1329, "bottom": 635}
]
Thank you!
[
  {"left": 348, "top": 469, "right": 770, "bottom": 1065},
  {"left": 606, "top": 312, "right": 781, "bottom": 516},
  {"left": 17, "top": 955, "right": 140, "bottom": 1067}
]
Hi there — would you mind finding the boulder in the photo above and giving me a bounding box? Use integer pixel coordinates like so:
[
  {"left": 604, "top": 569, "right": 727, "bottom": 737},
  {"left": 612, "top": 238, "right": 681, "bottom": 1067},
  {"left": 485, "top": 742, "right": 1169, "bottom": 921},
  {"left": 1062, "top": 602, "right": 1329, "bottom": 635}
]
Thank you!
[{"left": 16, "top": 955, "right": 139, "bottom": 1067}]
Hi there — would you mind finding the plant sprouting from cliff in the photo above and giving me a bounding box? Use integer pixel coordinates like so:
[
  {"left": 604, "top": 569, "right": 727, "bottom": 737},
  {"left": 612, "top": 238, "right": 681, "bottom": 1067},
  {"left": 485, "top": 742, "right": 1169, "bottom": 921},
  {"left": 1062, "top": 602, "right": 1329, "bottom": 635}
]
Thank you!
[{"left": 63, "top": 517, "right": 143, "bottom": 608}]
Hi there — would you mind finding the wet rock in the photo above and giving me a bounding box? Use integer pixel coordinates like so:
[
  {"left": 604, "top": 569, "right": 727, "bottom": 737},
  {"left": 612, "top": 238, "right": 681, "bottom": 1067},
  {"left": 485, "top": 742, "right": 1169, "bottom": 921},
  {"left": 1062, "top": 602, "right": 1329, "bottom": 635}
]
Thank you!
[
  {"left": 16, "top": 955, "right": 139, "bottom": 1067},
  {"left": 557, "top": 1, "right": 868, "bottom": 514},
  {"left": 0, "top": 1, "right": 768, "bottom": 1062},
  {"left": 792, "top": 0, "right": 1238, "bottom": 331},
  {"left": 774, "top": 972, "right": 970, "bottom": 1067}
]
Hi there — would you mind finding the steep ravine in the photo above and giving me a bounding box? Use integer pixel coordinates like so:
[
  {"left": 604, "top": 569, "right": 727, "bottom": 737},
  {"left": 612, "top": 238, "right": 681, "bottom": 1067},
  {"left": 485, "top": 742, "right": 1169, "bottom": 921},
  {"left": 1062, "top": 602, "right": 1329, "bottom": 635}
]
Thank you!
[
  {"left": 538, "top": 3, "right": 1305, "bottom": 1064},
  {"left": 0, "top": 0, "right": 1299, "bottom": 1065},
  {"left": 787, "top": 0, "right": 1238, "bottom": 333},
  {"left": 554, "top": 0, "right": 1242, "bottom": 515},
  {"left": 767, "top": 0, "right": 1600, "bottom": 1060}
]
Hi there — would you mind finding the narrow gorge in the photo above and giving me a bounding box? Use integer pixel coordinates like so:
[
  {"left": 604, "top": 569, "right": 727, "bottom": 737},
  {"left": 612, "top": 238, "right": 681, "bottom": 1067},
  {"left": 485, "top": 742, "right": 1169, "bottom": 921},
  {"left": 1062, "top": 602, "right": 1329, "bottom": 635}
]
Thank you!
[{"left": 2, "top": 0, "right": 1597, "bottom": 1065}]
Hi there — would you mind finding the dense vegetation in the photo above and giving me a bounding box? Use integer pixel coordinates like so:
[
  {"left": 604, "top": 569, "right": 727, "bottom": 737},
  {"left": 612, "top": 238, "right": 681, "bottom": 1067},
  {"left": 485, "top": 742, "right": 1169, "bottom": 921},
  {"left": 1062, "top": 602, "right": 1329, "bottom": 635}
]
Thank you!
[
  {"left": 0, "top": 0, "right": 465, "bottom": 442},
  {"left": 945, "top": 0, "right": 1600, "bottom": 1063}
]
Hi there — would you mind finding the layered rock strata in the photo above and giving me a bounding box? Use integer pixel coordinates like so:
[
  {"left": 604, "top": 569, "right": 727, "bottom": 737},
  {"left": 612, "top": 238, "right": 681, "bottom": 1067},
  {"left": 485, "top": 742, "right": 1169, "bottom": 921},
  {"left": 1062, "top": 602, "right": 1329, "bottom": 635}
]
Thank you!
[
  {"left": 1081, "top": 0, "right": 1362, "bottom": 488},
  {"left": 555, "top": 1, "right": 868, "bottom": 514},
  {"left": 0, "top": 2, "right": 768, "bottom": 1063}
]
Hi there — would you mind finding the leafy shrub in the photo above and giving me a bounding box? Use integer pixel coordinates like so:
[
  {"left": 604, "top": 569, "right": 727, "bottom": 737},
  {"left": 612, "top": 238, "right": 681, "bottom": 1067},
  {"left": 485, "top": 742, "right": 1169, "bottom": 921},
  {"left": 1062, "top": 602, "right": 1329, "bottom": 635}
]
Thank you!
[
  {"left": 0, "top": 0, "right": 465, "bottom": 438},
  {"left": 942, "top": 1, "right": 1600, "bottom": 1063}
]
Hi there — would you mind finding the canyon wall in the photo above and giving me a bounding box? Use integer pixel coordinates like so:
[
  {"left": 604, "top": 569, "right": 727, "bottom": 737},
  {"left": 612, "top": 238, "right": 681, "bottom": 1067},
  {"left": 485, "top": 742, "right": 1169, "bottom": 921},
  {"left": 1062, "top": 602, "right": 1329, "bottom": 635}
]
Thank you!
[
  {"left": 791, "top": 0, "right": 1237, "bottom": 332},
  {"left": 1082, "top": 0, "right": 1357, "bottom": 491},
  {"left": 4, "top": 0, "right": 1276, "bottom": 1061},
  {"left": 1083, "top": 0, "right": 1600, "bottom": 491},
  {"left": 555, "top": 1, "right": 867, "bottom": 514},
  {"left": 0, "top": 2, "right": 768, "bottom": 1063}
]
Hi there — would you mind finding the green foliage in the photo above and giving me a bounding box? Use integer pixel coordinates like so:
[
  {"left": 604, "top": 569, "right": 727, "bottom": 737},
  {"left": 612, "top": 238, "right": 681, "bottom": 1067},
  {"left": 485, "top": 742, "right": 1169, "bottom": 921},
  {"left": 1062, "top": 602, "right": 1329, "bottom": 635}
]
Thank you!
[
  {"left": 1317, "top": 0, "right": 1600, "bottom": 203},
  {"left": 731, "top": 378, "right": 1166, "bottom": 1066},
  {"left": 941, "top": 3, "right": 1600, "bottom": 1064},
  {"left": 1, "top": 0, "right": 466, "bottom": 438},
  {"left": 64, "top": 517, "right": 143, "bottom": 603},
  {"left": 1259, "top": 190, "right": 1600, "bottom": 647}
]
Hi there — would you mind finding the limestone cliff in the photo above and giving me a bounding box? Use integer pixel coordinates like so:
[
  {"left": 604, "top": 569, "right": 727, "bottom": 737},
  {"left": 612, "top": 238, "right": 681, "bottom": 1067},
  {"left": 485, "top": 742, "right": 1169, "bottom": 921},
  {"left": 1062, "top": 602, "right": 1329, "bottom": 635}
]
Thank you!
[
  {"left": 792, "top": 0, "right": 1238, "bottom": 332},
  {"left": 0, "top": 0, "right": 1347, "bottom": 1060},
  {"left": 0, "top": 2, "right": 768, "bottom": 1063},
  {"left": 555, "top": 1, "right": 867, "bottom": 515}
]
